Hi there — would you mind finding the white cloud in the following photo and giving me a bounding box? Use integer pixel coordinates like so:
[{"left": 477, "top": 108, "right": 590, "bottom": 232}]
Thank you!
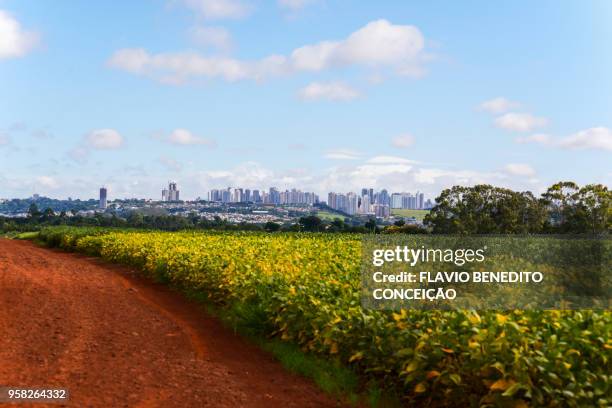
[
  {"left": 514, "top": 133, "right": 551, "bottom": 145},
  {"left": 278, "top": 0, "right": 317, "bottom": 10},
  {"left": 479, "top": 97, "right": 520, "bottom": 114},
  {"left": 108, "top": 19, "right": 428, "bottom": 83},
  {"left": 196, "top": 162, "right": 279, "bottom": 188},
  {"left": 324, "top": 148, "right": 362, "bottom": 160},
  {"left": 558, "top": 127, "right": 612, "bottom": 151},
  {"left": 107, "top": 49, "right": 274, "bottom": 82},
  {"left": 0, "top": 10, "right": 38, "bottom": 59},
  {"left": 391, "top": 134, "right": 415, "bottom": 148},
  {"left": 86, "top": 129, "right": 124, "bottom": 149},
  {"left": 167, "top": 128, "right": 217, "bottom": 146},
  {"left": 180, "top": 0, "right": 251, "bottom": 19},
  {"left": 36, "top": 176, "right": 59, "bottom": 189},
  {"left": 190, "top": 25, "right": 233, "bottom": 52},
  {"left": 513, "top": 127, "right": 612, "bottom": 152},
  {"left": 298, "top": 81, "right": 360, "bottom": 101},
  {"left": 494, "top": 112, "right": 548, "bottom": 132},
  {"left": 504, "top": 163, "right": 536, "bottom": 177},
  {"left": 366, "top": 156, "right": 416, "bottom": 165},
  {"left": 291, "top": 19, "right": 425, "bottom": 72}
]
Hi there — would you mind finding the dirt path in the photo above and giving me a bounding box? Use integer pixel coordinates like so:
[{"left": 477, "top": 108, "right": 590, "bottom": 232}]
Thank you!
[{"left": 0, "top": 239, "right": 343, "bottom": 407}]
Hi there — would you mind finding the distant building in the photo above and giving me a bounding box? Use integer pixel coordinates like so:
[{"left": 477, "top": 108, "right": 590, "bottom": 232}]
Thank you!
[
  {"left": 373, "top": 204, "right": 390, "bottom": 218},
  {"left": 99, "top": 187, "right": 107, "bottom": 209},
  {"left": 163, "top": 181, "right": 180, "bottom": 201}
]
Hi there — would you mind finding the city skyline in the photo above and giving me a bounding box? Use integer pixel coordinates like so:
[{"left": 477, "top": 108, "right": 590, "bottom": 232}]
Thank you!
[{"left": 1, "top": 1, "right": 611, "bottom": 200}]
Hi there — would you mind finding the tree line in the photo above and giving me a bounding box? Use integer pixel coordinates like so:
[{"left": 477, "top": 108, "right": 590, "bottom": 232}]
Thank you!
[{"left": 424, "top": 182, "right": 610, "bottom": 234}]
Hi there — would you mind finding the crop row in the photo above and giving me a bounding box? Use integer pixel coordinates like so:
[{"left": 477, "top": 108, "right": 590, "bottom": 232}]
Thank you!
[{"left": 38, "top": 227, "right": 611, "bottom": 407}]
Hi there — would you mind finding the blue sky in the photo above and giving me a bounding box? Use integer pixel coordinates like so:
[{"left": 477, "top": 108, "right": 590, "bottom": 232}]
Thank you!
[{"left": 1, "top": 0, "right": 611, "bottom": 200}]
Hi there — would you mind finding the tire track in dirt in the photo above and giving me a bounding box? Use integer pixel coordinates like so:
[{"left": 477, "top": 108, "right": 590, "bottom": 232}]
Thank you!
[{"left": 0, "top": 239, "right": 344, "bottom": 408}]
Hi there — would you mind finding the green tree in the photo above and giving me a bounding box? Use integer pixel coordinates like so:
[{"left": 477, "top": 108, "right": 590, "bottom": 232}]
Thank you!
[
  {"left": 541, "top": 181, "right": 580, "bottom": 232},
  {"left": 425, "top": 184, "right": 547, "bottom": 234},
  {"left": 364, "top": 217, "right": 378, "bottom": 233},
  {"left": 299, "top": 215, "right": 323, "bottom": 232},
  {"left": 28, "top": 203, "right": 41, "bottom": 219},
  {"left": 571, "top": 184, "right": 611, "bottom": 233},
  {"left": 264, "top": 221, "right": 281, "bottom": 232}
]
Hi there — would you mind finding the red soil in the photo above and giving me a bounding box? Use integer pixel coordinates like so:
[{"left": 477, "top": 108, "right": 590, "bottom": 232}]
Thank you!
[{"left": 0, "top": 239, "right": 344, "bottom": 407}]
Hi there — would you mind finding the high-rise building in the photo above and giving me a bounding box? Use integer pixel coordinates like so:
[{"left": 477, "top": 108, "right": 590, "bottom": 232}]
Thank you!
[
  {"left": 359, "top": 194, "right": 371, "bottom": 214},
  {"left": 252, "top": 189, "right": 261, "bottom": 203},
  {"left": 99, "top": 187, "right": 107, "bottom": 209},
  {"left": 373, "top": 204, "right": 390, "bottom": 218},
  {"left": 268, "top": 187, "right": 280, "bottom": 205},
  {"left": 163, "top": 182, "right": 180, "bottom": 201},
  {"left": 378, "top": 189, "right": 390, "bottom": 206},
  {"left": 346, "top": 192, "right": 358, "bottom": 215}
]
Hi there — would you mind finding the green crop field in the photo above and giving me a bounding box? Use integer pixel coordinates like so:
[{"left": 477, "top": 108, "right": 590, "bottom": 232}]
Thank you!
[
  {"left": 391, "top": 209, "right": 430, "bottom": 221},
  {"left": 316, "top": 210, "right": 346, "bottom": 221},
  {"left": 36, "top": 226, "right": 612, "bottom": 407}
]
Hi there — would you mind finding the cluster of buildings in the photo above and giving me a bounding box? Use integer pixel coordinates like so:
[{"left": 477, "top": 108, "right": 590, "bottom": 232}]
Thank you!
[
  {"left": 208, "top": 187, "right": 319, "bottom": 205},
  {"left": 94, "top": 183, "right": 433, "bottom": 220},
  {"left": 328, "top": 189, "right": 433, "bottom": 217}
]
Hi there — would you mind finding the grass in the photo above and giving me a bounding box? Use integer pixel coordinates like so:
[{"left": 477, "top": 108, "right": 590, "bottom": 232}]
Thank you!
[
  {"left": 390, "top": 209, "right": 429, "bottom": 221},
  {"left": 1, "top": 230, "right": 40, "bottom": 239},
  {"left": 14, "top": 231, "right": 40, "bottom": 240},
  {"left": 316, "top": 210, "right": 347, "bottom": 221},
  {"left": 181, "top": 287, "right": 399, "bottom": 407}
]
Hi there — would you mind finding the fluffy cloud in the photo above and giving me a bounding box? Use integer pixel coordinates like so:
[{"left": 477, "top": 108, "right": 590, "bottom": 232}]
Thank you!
[
  {"left": 108, "top": 19, "right": 428, "bottom": 83},
  {"left": 558, "top": 127, "right": 612, "bottom": 151},
  {"left": 86, "top": 129, "right": 124, "bottom": 149},
  {"left": 479, "top": 97, "right": 520, "bottom": 114},
  {"left": 494, "top": 113, "right": 548, "bottom": 132},
  {"left": 504, "top": 163, "right": 536, "bottom": 177},
  {"left": 298, "top": 81, "right": 360, "bottom": 101},
  {"left": 180, "top": 0, "right": 251, "bottom": 19},
  {"left": 0, "top": 132, "right": 10, "bottom": 145},
  {"left": 0, "top": 10, "right": 38, "bottom": 59},
  {"left": 324, "top": 148, "right": 362, "bottom": 160},
  {"left": 391, "top": 134, "right": 415, "bottom": 148},
  {"left": 514, "top": 127, "right": 612, "bottom": 151},
  {"left": 291, "top": 19, "right": 425, "bottom": 72},
  {"left": 167, "top": 128, "right": 217, "bottom": 146},
  {"left": 190, "top": 26, "right": 233, "bottom": 52}
]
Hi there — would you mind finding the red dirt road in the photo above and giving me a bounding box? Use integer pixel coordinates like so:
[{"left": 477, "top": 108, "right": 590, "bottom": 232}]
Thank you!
[{"left": 0, "top": 239, "right": 343, "bottom": 407}]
